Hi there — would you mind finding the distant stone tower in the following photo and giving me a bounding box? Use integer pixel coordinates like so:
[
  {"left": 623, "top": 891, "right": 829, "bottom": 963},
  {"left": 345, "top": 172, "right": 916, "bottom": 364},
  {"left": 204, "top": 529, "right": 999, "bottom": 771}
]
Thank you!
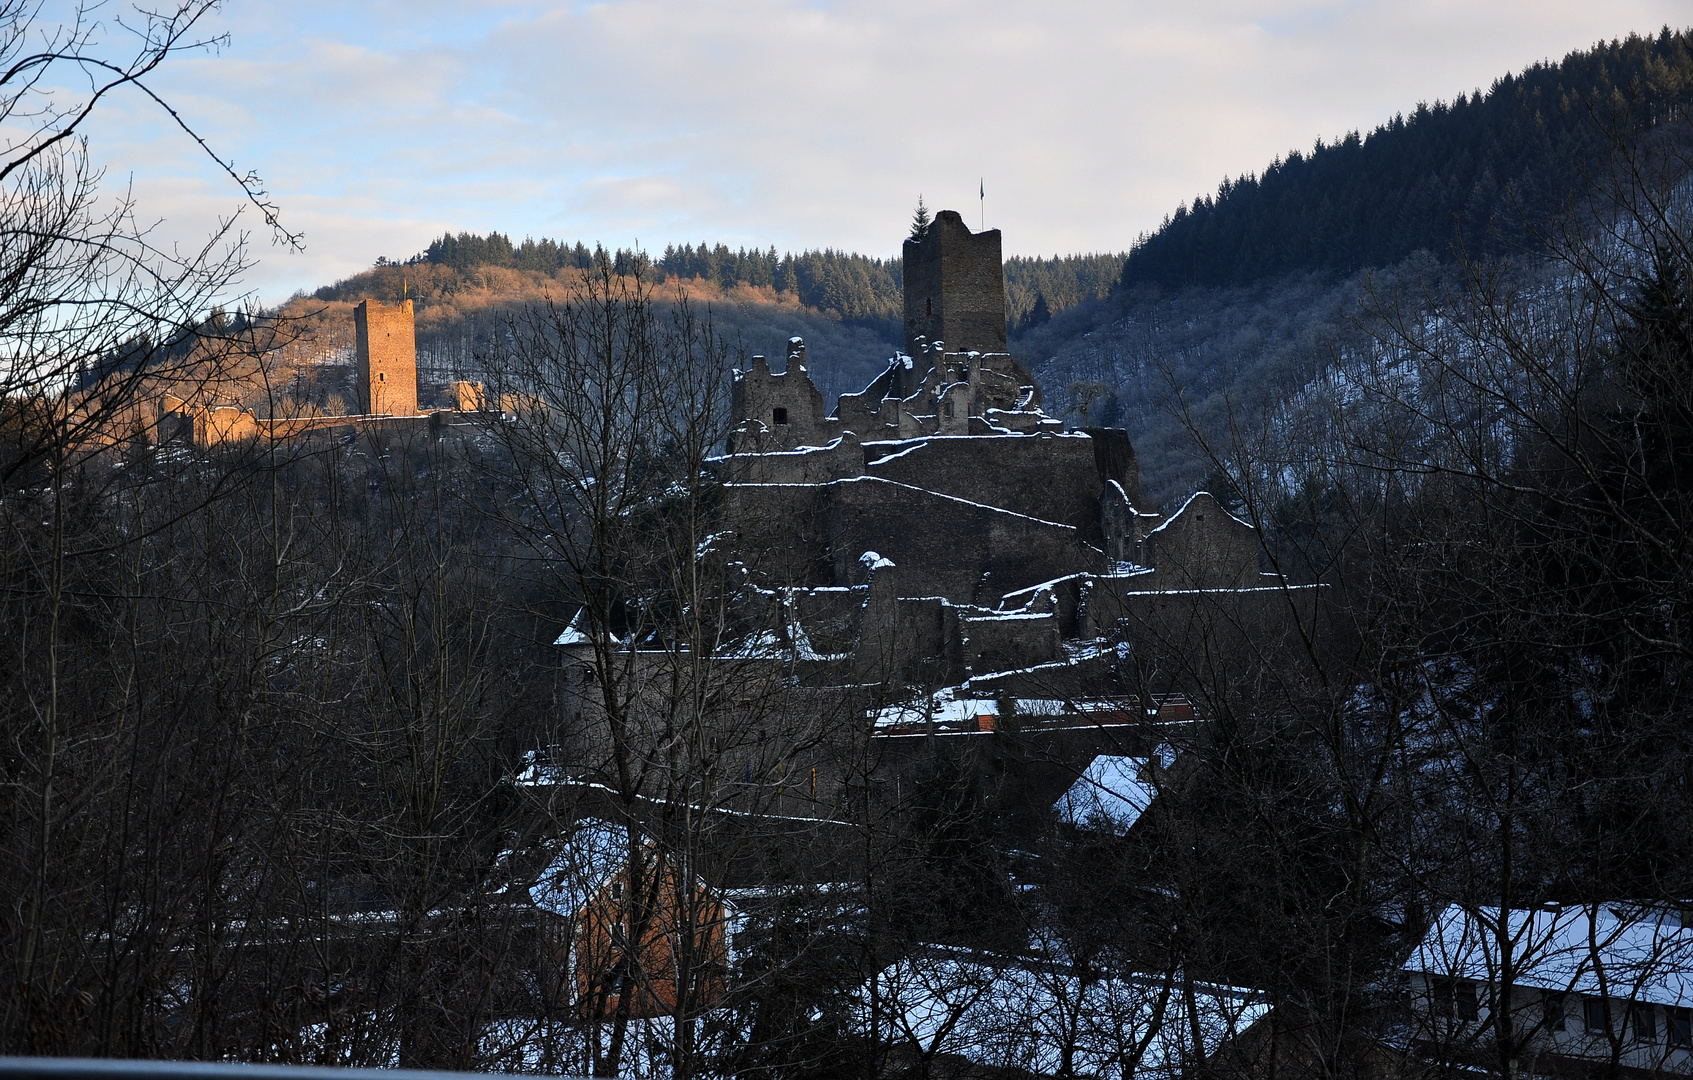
[
  {"left": 902, "top": 210, "right": 1007, "bottom": 358},
  {"left": 354, "top": 299, "right": 419, "bottom": 416}
]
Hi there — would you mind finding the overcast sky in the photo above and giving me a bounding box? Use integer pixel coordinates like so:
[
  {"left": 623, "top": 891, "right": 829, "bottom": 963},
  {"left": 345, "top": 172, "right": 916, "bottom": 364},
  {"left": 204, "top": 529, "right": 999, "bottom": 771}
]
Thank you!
[{"left": 83, "top": 0, "right": 1691, "bottom": 304}]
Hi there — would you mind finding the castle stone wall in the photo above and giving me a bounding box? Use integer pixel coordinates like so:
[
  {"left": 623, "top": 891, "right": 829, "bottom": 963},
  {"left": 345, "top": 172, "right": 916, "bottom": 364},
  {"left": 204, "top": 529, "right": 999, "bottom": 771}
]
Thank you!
[
  {"left": 824, "top": 476, "right": 1100, "bottom": 604},
  {"left": 862, "top": 432, "right": 1106, "bottom": 537},
  {"left": 1136, "top": 492, "right": 1260, "bottom": 589},
  {"left": 960, "top": 610, "right": 1062, "bottom": 675},
  {"left": 355, "top": 299, "right": 419, "bottom": 416},
  {"left": 903, "top": 211, "right": 1007, "bottom": 357},
  {"left": 719, "top": 433, "right": 865, "bottom": 485},
  {"left": 1084, "top": 427, "right": 1142, "bottom": 508},
  {"left": 728, "top": 343, "right": 832, "bottom": 451},
  {"left": 722, "top": 484, "right": 836, "bottom": 588},
  {"left": 1082, "top": 583, "right": 1323, "bottom": 680}
]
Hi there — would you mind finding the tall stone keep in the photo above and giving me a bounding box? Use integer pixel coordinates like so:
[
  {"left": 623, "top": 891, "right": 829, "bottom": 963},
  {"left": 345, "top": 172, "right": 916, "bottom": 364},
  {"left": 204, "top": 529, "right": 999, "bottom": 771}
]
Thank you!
[
  {"left": 355, "top": 299, "right": 419, "bottom": 416},
  {"left": 903, "top": 210, "right": 1007, "bottom": 358}
]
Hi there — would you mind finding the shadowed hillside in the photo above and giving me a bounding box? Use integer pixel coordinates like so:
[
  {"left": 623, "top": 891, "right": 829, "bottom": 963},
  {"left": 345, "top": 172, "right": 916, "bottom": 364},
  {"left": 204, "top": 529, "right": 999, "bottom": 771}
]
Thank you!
[
  {"left": 1121, "top": 28, "right": 1693, "bottom": 287},
  {"left": 1024, "top": 28, "right": 1693, "bottom": 504}
]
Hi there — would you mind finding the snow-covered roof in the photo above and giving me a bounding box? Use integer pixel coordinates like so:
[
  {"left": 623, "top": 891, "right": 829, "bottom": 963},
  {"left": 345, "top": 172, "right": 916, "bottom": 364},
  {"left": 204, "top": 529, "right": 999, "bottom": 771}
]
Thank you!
[
  {"left": 1144, "top": 491, "right": 1254, "bottom": 538},
  {"left": 529, "top": 819, "right": 631, "bottom": 916},
  {"left": 553, "top": 608, "right": 616, "bottom": 647},
  {"left": 1055, "top": 754, "right": 1169, "bottom": 833},
  {"left": 1406, "top": 904, "right": 1693, "bottom": 1006},
  {"left": 872, "top": 697, "right": 995, "bottom": 729},
  {"left": 869, "top": 955, "right": 1267, "bottom": 1079},
  {"left": 719, "top": 628, "right": 786, "bottom": 660},
  {"left": 870, "top": 695, "right": 1069, "bottom": 729},
  {"left": 719, "top": 620, "right": 849, "bottom": 662}
]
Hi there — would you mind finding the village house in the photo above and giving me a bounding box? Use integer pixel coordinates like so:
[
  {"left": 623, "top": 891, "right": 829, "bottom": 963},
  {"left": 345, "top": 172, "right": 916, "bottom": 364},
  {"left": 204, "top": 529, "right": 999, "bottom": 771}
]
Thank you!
[
  {"left": 1403, "top": 903, "right": 1693, "bottom": 1076},
  {"left": 529, "top": 819, "right": 730, "bottom": 1020}
]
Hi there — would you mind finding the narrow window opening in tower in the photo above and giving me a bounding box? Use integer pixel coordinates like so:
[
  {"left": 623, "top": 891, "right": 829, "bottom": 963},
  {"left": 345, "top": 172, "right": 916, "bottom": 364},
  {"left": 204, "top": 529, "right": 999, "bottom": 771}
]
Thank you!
[
  {"left": 773, "top": 407, "right": 789, "bottom": 426},
  {"left": 926, "top": 298, "right": 933, "bottom": 318},
  {"left": 378, "top": 372, "right": 385, "bottom": 382}
]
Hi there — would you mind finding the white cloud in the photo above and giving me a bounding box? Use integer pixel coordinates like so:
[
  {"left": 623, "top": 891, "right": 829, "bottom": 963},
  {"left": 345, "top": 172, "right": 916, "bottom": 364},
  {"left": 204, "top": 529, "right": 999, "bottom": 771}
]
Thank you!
[{"left": 73, "top": 0, "right": 1693, "bottom": 302}]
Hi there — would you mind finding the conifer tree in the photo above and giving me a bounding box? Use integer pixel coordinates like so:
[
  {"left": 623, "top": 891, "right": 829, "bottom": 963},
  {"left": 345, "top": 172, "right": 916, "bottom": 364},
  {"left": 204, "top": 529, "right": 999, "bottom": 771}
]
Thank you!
[
  {"left": 1026, "top": 292, "right": 1050, "bottom": 329},
  {"left": 910, "top": 196, "right": 931, "bottom": 243}
]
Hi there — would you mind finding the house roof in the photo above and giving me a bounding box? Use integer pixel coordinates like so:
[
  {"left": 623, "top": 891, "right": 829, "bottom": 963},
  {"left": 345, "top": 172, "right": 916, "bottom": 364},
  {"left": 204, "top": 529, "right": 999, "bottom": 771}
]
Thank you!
[
  {"left": 553, "top": 608, "right": 622, "bottom": 648},
  {"left": 1054, "top": 753, "right": 1172, "bottom": 834},
  {"left": 870, "top": 954, "right": 1267, "bottom": 1077},
  {"left": 529, "top": 818, "right": 632, "bottom": 916},
  {"left": 1405, "top": 903, "right": 1693, "bottom": 1006}
]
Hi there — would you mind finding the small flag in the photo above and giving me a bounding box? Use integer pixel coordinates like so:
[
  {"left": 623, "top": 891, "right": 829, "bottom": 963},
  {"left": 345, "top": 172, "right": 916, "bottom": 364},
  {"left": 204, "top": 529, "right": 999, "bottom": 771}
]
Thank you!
[{"left": 980, "top": 178, "right": 984, "bottom": 200}]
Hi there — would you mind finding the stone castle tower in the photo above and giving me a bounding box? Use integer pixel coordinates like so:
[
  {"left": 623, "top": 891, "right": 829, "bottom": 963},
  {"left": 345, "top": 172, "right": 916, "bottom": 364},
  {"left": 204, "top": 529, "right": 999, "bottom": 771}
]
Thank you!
[
  {"left": 902, "top": 210, "right": 1007, "bottom": 358},
  {"left": 354, "top": 299, "right": 419, "bottom": 416}
]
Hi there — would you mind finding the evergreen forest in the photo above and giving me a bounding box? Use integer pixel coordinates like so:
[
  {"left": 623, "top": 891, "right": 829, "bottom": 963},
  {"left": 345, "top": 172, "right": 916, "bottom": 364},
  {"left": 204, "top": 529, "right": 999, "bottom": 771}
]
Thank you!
[
  {"left": 403, "top": 231, "right": 1124, "bottom": 336},
  {"left": 1121, "top": 28, "right": 1693, "bottom": 286}
]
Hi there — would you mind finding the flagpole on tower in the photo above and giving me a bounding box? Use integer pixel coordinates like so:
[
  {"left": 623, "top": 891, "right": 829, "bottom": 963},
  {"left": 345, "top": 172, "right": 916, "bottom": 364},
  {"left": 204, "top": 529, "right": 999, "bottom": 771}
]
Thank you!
[{"left": 980, "top": 177, "right": 985, "bottom": 231}]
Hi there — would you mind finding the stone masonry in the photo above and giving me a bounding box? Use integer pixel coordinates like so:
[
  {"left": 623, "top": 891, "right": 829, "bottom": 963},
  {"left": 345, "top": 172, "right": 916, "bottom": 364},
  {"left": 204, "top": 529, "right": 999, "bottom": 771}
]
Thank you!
[
  {"left": 159, "top": 298, "right": 451, "bottom": 447},
  {"left": 711, "top": 209, "right": 1289, "bottom": 701},
  {"left": 355, "top": 298, "right": 419, "bottom": 416},
  {"left": 903, "top": 209, "right": 1008, "bottom": 357}
]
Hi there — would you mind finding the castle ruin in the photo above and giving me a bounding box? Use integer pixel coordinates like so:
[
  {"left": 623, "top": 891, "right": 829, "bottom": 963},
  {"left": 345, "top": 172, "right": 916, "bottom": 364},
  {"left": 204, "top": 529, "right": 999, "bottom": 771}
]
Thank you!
[
  {"left": 700, "top": 212, "right": 1295, "bottom": 707},
  {"left": 157, "top": 295, "right": 478, "bottom": 447},
  {"left": 354, "top": 299, "right": 420, "bottom": 416},
  {"left": 543, "top": 209, "right": 1311, "bottom": 826},
  {"left": 903, "top": 209, "right": 1009, "bottom": 357},
  {"left": 729, "top": 211, "right": 1048, "bottom": 454}
]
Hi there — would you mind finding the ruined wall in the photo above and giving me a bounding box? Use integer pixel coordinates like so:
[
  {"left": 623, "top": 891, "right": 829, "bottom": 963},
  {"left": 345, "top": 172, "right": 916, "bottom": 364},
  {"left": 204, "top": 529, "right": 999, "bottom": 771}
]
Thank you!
[
  {"left": 850, "top": 556, "right": 963, "bottom": 688},
  {"left": 862, "top": 432, "right": 1107, "bottom": 537},
  {"left": 824, "top": 476, "right": 1100, "bottom": 604},
  {"left": 721, "top": 484, "right": 837, "bottom": 588},
  {"left": 453, "top": 380, "right": 487, "bottom": 412},
  {"left": 1084, "top": 427, "right": 1142, "bottom": 508},
  {"left": 718, "top": 433, "right": 865, "bottom": 485},
  {"left": 1136, "top": 492, "right": 1260, "bottom": 589},
  {"left": 1100, "top": 482, "right": 1165, "bottom": 567},
  {"left": 903, "top": 211, "right": 1007, "bottom": 357},
  {"left": 354, "top": 298, "right": 419, "bottom": 416},
  {"left": 788, "top": 585, "right": 868, "bottom": 657},
  {"left": 1082, "top": 583, "right": 1324, "bottom": 691},
  {"left": 999, "top": 573, "right": 1089, "bottom": 639},
  {"left": 960, "top": 609, "right": 1062, "bottom": 676},
  {"left": 198, "top": 406, "right": 259, "bottom": 444},
  {"left": 728, "top": 341, "right": 833, "bottom": 451}
]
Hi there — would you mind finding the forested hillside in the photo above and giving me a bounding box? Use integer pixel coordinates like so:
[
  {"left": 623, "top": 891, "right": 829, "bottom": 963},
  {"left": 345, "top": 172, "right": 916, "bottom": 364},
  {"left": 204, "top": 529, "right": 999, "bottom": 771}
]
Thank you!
[
  {"left": 1028, "top": 28, "right": 1693, "bottom": 506},
  {"left": 1122, "top": 28, "right": 1693, "bottom": 287},
  {"left": 292, "top": 32, "right": 1693, "bottom": 509},
  {"left": 399, "top": 229, "right": 1124, "bottom": 337}
]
